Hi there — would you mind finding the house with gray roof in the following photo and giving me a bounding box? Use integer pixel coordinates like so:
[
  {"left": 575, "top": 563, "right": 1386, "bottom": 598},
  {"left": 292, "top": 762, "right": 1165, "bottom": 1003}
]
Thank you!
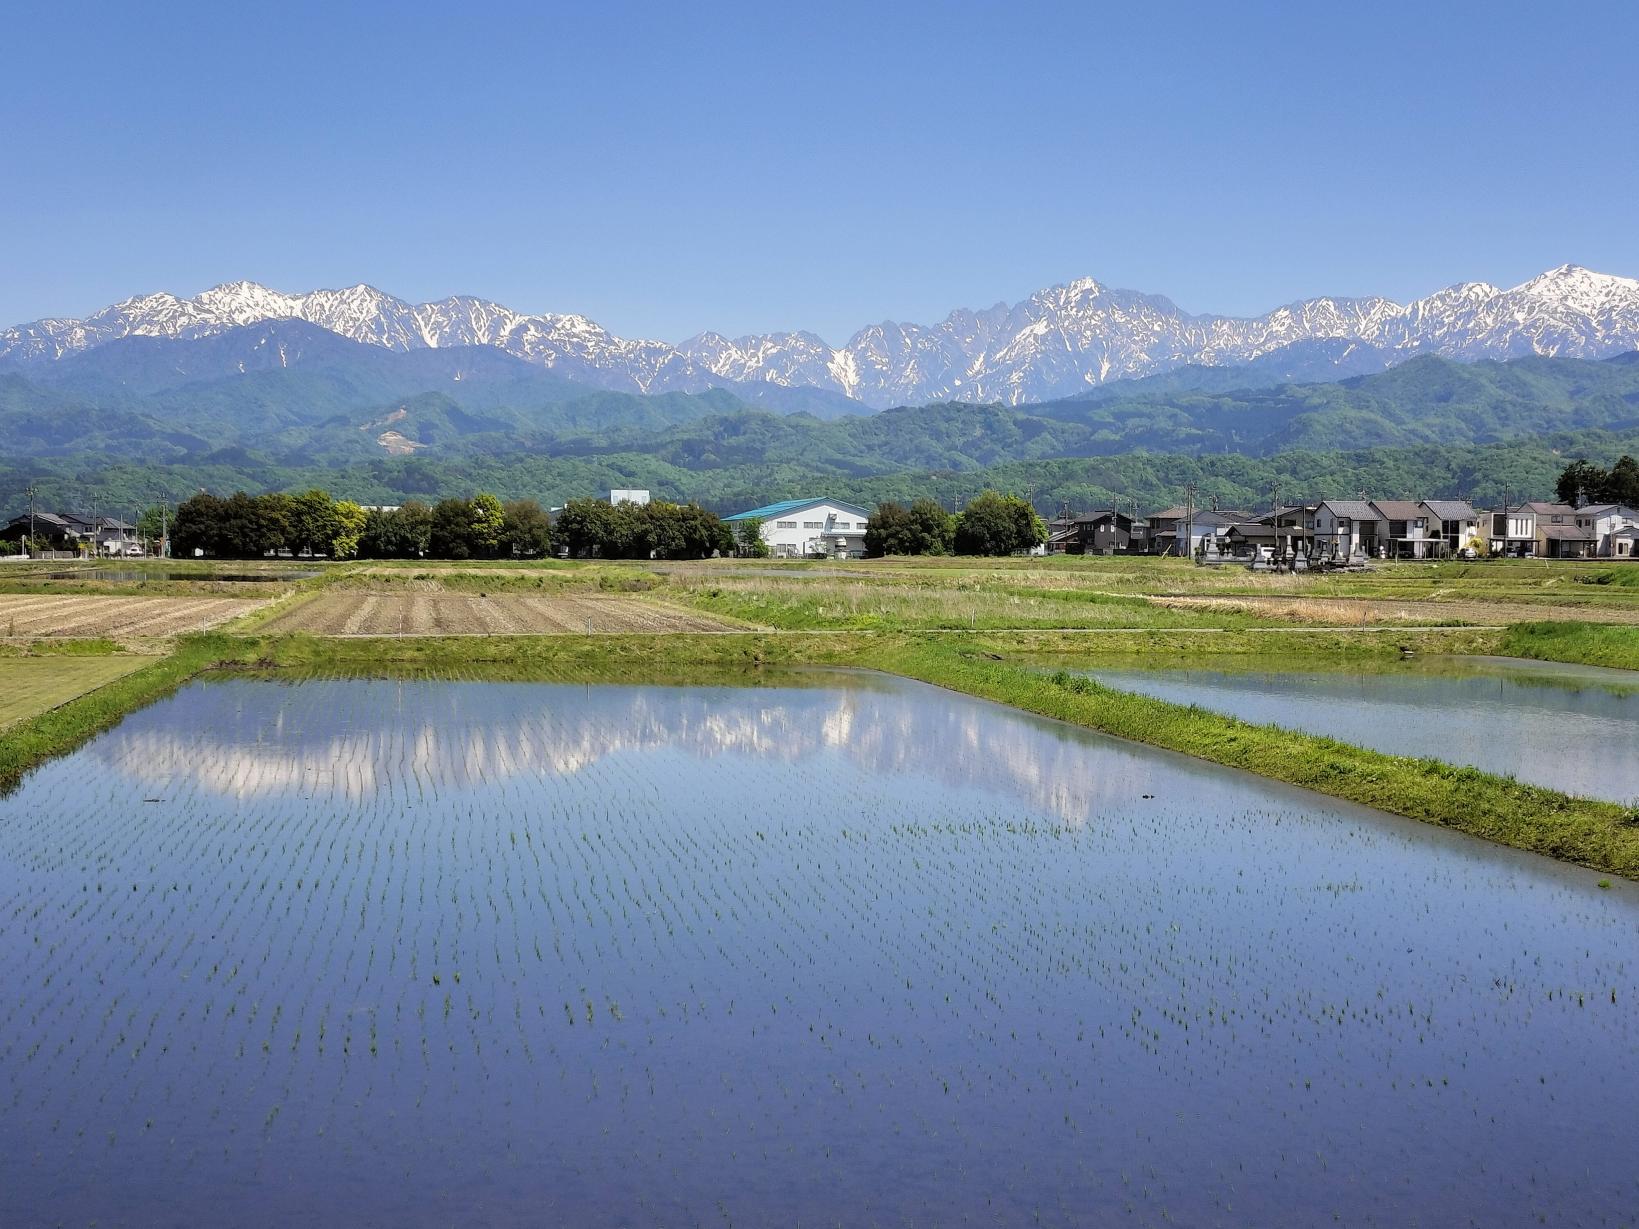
[{"left": 1313, "top": 500, "right": 1380, "bottom": 560}]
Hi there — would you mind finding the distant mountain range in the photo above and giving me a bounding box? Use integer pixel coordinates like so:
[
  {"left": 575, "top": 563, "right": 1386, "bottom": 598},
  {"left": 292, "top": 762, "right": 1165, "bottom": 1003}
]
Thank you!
[{"left": 4, "top": 265, "right": 1637, "bottom": 408}]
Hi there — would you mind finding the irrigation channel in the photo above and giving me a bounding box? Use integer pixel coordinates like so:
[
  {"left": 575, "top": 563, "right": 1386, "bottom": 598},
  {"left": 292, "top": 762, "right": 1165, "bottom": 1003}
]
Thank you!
[
  {"left": 1075, "top": 655, "right": 1639, "bottom": 804},
  {"left": 1, "top": 671, "right": 1635, "bottom": 1225}
]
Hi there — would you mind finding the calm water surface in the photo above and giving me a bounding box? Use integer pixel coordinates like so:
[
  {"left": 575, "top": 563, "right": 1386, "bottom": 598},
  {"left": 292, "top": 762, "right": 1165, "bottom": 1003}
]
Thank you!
[
  {"left": 1, "top": 673, "right": 1635, "bottom": 1227},
  {"left": 1083, "top": 656, "right": 1639, "bottom": 802}
]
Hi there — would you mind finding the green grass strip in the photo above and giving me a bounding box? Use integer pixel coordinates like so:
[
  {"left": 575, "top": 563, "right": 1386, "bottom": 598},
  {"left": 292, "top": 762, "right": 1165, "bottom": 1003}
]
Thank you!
[
  {"left": 872, "top": 639, "right": 1639, "bottom": 880},
  {"left": 0, "top": 637, "right": 227, "bottom": 795},
  {"left": 1497, "top": 621, "right": 1639, "bottom": 671}
]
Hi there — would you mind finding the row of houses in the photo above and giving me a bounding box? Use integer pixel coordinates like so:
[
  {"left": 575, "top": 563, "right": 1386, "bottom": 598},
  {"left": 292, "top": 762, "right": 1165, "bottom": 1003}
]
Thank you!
[
  {"left": 1051, "top": 499, "right": 1639, "bottom": 561},
  {"left": 2, "top": 511, "right": 143, "bottom": 556}
]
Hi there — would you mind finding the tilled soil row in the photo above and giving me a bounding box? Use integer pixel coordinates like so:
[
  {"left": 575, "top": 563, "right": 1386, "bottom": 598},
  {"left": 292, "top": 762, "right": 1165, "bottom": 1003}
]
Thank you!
[
  {"left": 256, "top": 592, "right": 740, "bottom": 635},
  {"left": 0, "top": 594, "right": 257, "bottom": 637}
]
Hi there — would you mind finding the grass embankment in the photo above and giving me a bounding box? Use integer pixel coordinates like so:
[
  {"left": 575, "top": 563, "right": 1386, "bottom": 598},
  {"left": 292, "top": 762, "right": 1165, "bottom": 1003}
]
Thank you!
[
  {"left": 1499, "top": 622, "right": 1639, "bottom": 671},
  {"left": 869, "top": 641, "right": 1639, "bottom": 879},
  {"left": 0, "top": 637, "right": 229, "bottom": 793}
]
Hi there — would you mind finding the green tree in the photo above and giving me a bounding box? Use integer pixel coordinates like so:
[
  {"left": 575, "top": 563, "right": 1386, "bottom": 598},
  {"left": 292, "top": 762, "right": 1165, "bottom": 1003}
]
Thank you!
[
  {"left": 502, "top": 499, "right": 553, "bottom": 557},
  {"left": 429, "top": 498, "right": 475, "bottom": 559},
  {"left": 1604, "top": 455, "right": 1639, "bottom": 506},
  {"left": 555, "top": 498, "right": 618, "bottom": 558},
  {"left": 171, "top": 493, "right": 222, "bottom": 557},
  {"left": 908, "top": 497, "right": 956, "bottom": 554},
  {"left": 1556, "top": 459, "right": 1604, "bottom": 505},
  {"left": 470, "top": 492, "right": 506, "bottom": 558},
  {"left": 360, "top": 501, "right": 432, "bottom": 558},
  {"left": 733, "top": 516, "right": 770, "bottom": 558},
  {"left": 289, "top": 489, "right": 339, "bottom": 557},
  {"left": 864, "top": 502, "right": 916, "bottom": 556},
  {"left": 954, "top": 490, "right": 1044, "bottom": 555},
  {"left": 330, "top": 500, "right": 368, "bottom": 560}
]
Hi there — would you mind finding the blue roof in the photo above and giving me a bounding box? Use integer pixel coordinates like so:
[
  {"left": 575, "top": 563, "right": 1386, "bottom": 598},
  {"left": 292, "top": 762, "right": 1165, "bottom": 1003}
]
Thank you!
[{"left": 724, "top": 498, "right": 870, "bottom": 522}]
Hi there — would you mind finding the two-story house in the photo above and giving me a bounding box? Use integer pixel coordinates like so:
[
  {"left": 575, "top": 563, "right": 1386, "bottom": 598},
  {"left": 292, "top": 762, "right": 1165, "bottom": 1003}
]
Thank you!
[
  {"left": 1312, "top": 500, "right": 1379, "bottom": 560},
  {"left": 1523, "top": 501, "right": 1595, "bottom": 558}
]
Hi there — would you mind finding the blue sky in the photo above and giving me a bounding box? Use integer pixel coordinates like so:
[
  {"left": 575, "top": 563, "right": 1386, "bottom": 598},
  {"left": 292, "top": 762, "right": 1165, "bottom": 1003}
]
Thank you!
[{"left": 3, "top": 0, "right": 1636, "bottom": 344}]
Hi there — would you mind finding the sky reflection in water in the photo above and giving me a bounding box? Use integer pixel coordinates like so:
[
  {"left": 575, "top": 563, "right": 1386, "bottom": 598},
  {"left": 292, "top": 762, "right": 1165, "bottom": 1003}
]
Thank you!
[{"left": 1, "top": 674, "right": 1635, "bottom": 1227}]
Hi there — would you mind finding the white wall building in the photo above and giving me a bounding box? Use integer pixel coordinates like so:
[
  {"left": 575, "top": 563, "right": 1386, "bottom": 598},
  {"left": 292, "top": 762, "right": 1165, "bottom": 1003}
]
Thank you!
[{"left": 724, "top": 498, "right": 871, "bottom": 559}]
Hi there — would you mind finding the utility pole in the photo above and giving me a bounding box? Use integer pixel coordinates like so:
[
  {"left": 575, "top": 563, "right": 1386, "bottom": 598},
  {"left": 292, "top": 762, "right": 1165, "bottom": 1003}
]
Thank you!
[
  {"left": 25, "top": 482, "right": 38, "bottom": 553},
  {"left": 1181, "top": 483, "right": 1197, "bottom": 559}
]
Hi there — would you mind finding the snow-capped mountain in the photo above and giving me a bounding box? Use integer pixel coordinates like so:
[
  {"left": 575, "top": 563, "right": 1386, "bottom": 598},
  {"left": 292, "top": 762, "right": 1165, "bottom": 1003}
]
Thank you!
[{"left": 4, "top": 265, "right": 1637, "bottom": 408}]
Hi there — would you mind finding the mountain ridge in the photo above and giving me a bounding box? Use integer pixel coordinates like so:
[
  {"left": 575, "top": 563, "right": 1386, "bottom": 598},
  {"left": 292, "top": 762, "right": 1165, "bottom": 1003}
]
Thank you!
[{"left": 4, "top": 265, "right": 1638, "bottom": 409}]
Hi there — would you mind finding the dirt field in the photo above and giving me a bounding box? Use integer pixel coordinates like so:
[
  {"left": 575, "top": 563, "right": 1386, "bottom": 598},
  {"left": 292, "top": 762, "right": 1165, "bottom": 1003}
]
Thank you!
[
  {"left": 0, "top": 657, "right": 152, "bottom": 727},
  {"left": 1154, "top": 594, "right": 1639, "bottom": 626},
  {"left": 0, "top": 594, "right": 257, "bottom": 638},
  {"left": 256, "top": 592, "right": 743, "bottom": 635}
]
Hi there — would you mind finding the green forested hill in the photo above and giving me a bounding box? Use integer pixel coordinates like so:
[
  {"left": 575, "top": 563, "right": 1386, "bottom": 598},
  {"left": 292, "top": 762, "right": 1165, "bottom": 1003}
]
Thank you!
[
  {"left": 9, "top": 347, "right": 1637, "bottom": 469},
  {"left": 5, "top": 340, "right": 1639, "bottom": 517}
]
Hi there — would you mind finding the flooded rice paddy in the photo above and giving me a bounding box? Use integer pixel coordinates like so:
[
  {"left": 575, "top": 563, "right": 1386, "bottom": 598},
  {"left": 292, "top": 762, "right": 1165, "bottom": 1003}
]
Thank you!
[
  {"left": 1, "top": 673, "right": 1636, "bottom": 1226},
  {"left": 1081, "top": 656, "right": 1639, "bottom": 803}
]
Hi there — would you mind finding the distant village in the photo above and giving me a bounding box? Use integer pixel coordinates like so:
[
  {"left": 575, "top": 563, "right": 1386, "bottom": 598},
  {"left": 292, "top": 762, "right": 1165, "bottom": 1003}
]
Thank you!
[
  {"left": 715, "top": 495, "right": 1638, "bottom": 564},
  {"left": 5, "top": 492, "right": 1637, "bottom": 565},
  {"left": 1045, "top": 498, "right": 1639, "bottom": 565}
]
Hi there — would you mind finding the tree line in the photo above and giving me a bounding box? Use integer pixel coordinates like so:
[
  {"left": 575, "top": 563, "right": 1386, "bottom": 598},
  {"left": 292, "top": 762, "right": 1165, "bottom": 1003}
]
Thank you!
[
  {"left": 172, "top": 491, "right": 553, "bottom": 560},
  {"left": 553, "top": 498, "right": 733, "bottom": 559},
  {"left": 168, "top": 489, "right": 739, "bottom": 561},
  {"left": 1556, "top": 455, "right": 1639, "bottom": 507},
  {"left": 863, "top": 491, "right": 1046, "bottom": 557}
]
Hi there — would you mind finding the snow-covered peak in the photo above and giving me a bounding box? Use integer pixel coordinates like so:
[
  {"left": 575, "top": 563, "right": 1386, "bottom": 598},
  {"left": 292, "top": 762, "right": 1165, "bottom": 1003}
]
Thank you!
[{"left": 3, "top": 265, "right": 1636, "bottom": 406}]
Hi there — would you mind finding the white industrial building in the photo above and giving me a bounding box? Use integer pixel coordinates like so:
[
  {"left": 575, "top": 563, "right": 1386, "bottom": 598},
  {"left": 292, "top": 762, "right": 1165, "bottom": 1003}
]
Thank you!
[{"left": 724, "top": 498, "right": 871, "bottom": 559}]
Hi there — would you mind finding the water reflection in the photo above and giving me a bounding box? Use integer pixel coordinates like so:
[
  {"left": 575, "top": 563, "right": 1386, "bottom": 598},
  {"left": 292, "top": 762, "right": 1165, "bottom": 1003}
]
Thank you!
[
  {"left": 1081, "top": 657, "right": 1639, "bottom": 802},
  {"left": 2, "top": 675, "right": 1635, "bottom": 1228},
  {"left": 92, "top": 673, "right": 1150, "bottom": 822}
]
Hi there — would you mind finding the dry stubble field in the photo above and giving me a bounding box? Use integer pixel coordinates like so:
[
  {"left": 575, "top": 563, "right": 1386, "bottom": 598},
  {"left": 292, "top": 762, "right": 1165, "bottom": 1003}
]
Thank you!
[
  {"left": 256, "top": 591, "right": 743, "bottom": 635},
  {"left": 0, "top": 593, "right": 258, "bottom": 638}
]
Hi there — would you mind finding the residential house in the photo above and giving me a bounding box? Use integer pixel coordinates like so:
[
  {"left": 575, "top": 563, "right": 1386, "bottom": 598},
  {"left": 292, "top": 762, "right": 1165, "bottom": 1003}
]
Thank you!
[
  {"left": 1370, "top": 501, "right": 1432, "bottom": 559},
  {"left": 1421, "top": 500, "right": 1480, "bottom": 555},
  {"left": 724, "top": 498, "right": 871, "bottom": 559},
  {"left": 1049, "top": 509, "right": 1136, "bottom": 555},
  {"left": 1522, "top": 502, "right": 1593, "bottom": 558},
  {"left": 1578, "top": 504, "right": 1639, "bottom": 557},
  {"left": 3, "top": 512, "right": 75, "bottom": 551},
  {"left": 1145, "top": 505, "right": 1189, "bottom": 556},
  {"left": 1312, "top": 500, "right": 1380, "bottom": 560},
  {"left": 2, "top": 511, "right": 136, "bottom": 555},
  {"left": 1611, "top": 527, "right": 1639, "bottom": 559},
  {"left": 1486, "top": 505, "right": 1538, "bottom": 557},
  {"left": 1182, "top": 509, "right": 1255, "bottom": 558}
]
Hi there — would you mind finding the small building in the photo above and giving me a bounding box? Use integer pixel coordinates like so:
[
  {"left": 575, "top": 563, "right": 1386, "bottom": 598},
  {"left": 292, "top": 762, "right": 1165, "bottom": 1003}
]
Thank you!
[
  {"left": 1421, "top": 500, "right": 1479, "bottom": 555},
  {"left": 1370, "top": 501, "right": 1432, "bottom": 559},
  {"left": 1486, "top": 505, "right": 1538, "bottom": 557},
  {"left": 2, "top": 511, "right": 136, "bottom": 555},
  {"left": 1522, "top": 502, "right": 1586, "bottom": 558},
  {"left": 610, "top": 489, "right": 651, "bottom": 506},
  {"left": 1145, "top": 505, "right": 1189, "bottom": 555},
  {"left": 3, "top": 512, "right": 76, "bottom": 552},
  {"left": 1049, "top": 510, "right": 1136, "bottom": 555},
  {"left": 1182, "top": 509, "right": 1255, "bottom": 558},
  {"left": 1610, "top": 527, "right": 1639, "bottom": 559},
  {"left": 1312, "top": 500, "right": 1380, "bottom": 560},
  {"left": 1578, "top": 504, "right": 1639, "bottom": 557},
  {"left": 723, "top": 498, "right": 871, "bottom": 559}
]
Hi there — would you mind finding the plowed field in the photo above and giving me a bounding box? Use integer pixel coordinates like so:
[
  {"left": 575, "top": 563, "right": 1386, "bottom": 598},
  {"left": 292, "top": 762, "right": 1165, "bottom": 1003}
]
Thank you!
[
  {"left": 256, "top": 592, "right": 742, "bottom": 635},
  {"left": 0, "top": 594, "right": 256, "bottom": 637}
]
